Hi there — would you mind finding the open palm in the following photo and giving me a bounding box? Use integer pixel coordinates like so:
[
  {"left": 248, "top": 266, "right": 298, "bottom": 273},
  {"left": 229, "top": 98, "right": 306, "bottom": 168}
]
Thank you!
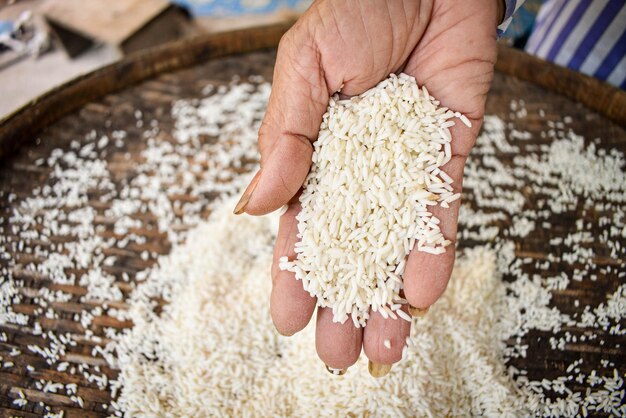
[{"left": 235, "top": 0, "right": 500, "bottom": 374}]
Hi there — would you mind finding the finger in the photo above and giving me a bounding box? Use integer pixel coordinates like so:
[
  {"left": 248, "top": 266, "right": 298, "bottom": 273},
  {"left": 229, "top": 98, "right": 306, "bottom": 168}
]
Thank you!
[
  {"left": 238, "top": 24, "right": 330, "bottom": 216},
  {"left": 403, "top": 32, "right": 485, "bottom": 307},
  {"left": 271, "top": 199, "right": 316, "bottom": 336},
  {"left": 403, "top": 153, "right": 467, "bottom": 310},
  {"left": 316, "top": 307, "right": 362, "bottom": 372},
  {"left": 401, "top": 13, "right": 488, "bottom": 307},
  {"left": 362, "top": 307, "right": 411, "bottom": 377}
]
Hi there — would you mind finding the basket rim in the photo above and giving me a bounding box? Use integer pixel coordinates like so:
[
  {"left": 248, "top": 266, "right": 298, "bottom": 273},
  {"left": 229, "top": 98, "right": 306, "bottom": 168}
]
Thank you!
[{"left": 0, "top": 22, "right": 624, "bottom": 161}]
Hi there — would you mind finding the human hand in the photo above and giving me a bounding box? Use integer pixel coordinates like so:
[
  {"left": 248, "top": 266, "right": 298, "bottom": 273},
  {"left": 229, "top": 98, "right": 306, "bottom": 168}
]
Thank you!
[{"left": 234, "top": 0, "right": 500, "bottom": 375}]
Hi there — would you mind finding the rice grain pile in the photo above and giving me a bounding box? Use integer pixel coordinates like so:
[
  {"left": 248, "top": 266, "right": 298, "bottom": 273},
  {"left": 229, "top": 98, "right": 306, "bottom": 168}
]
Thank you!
[
  {"left": 109, "top": 200, "right": 527, "bottom": 417},
  {"left": 109, "top": 195, "right": 624, "bottom": 417},
  {"left": 280, "top": 73, "right": 469, "bottom": 326}
]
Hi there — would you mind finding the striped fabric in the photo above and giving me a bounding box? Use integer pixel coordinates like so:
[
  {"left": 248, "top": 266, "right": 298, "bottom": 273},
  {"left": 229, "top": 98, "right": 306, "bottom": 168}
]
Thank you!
[
  {"left": 498, "top": 0, "right": 527, "bottom": 35},
  {"left": 524, "top": 0, "right": 626, "bottom": 88}
]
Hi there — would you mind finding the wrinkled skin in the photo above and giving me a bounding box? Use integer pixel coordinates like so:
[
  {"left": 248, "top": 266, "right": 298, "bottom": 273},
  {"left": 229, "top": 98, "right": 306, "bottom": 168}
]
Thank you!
[{"left": 239, "top": 0, "right": 501, "bottom": 370}]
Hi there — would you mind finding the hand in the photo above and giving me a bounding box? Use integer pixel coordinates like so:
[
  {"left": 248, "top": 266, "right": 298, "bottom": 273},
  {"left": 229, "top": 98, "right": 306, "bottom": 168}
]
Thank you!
[{"left": 234, "top": 0, "right": 499, "bottom": 374}]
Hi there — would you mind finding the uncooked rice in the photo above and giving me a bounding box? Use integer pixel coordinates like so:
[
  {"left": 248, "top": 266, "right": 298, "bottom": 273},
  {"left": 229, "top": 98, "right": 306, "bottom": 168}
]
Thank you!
[
  {"left": 280, "top": 73, "right": 467, "bottom": 326},
  {"left": 109, "top": 194, "right": 624, "bottom": 417},
  {"left": 111, "top": 199, "right": 529, "bottom": 417},
  {"left": 1, "top": 77, "right": 624, "bottom": 417}
]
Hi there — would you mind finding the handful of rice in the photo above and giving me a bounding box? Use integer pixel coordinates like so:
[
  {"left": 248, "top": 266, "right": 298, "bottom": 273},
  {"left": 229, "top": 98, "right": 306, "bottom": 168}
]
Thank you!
[{"left": 280, "top": 73, "right": 471, "bottom": 327}]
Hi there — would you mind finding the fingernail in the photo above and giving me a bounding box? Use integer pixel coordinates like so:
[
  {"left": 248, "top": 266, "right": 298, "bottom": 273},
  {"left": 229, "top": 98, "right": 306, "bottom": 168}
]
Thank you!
[
  {"left": 325, "top": 365, "right": 347, "bottom": 376},
  {"left": 368, "top": 361, "right": 392, "bottom": 378},
  {"left": 233, "top": 170, "right": 262, "bottom": 215},
  {"left": 408, "top": 305, "right": 429, "bottom": 317},
  {"left": 276, "top": 328, "right": 295, "bottom": 337}
]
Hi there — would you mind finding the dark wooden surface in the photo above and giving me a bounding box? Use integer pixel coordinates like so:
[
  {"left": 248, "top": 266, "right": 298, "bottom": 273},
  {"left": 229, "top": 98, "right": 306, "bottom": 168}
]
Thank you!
[
  {"left": 476, "top": 73, "right": 626, "bottom": 395},
  {"left": 0, "top": 27, "right": 625, "bottom": 417}
]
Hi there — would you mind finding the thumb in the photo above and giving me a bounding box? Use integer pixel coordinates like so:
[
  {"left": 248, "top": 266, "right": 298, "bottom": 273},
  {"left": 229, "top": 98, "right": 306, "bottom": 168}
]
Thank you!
[{"left": 234, "top": 25, "right": 330, "bottom": 216}]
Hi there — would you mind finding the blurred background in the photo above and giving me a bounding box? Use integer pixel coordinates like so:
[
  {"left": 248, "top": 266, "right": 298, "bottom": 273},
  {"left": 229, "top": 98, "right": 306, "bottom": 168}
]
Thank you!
[{"left": 0, "top": 0, "right": 541, "bottom": 119}]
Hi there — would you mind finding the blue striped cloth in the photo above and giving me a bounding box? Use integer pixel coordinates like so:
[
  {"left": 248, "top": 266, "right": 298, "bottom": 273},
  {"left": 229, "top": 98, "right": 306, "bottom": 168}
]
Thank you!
[{"left": 514, "top": 0, "right": 626, "bottom": 88}]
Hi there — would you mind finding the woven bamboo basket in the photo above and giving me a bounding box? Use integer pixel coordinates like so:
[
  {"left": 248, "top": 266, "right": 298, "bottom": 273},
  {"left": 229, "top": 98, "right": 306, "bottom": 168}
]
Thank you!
[{"left": 0, "top": 23, "right": 624, "bottom": 417}]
